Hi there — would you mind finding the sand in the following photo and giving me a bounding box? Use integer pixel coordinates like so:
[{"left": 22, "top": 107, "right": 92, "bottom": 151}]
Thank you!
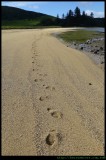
[{"left": 2, "top": 28, "right": 104, "bottom": 156}]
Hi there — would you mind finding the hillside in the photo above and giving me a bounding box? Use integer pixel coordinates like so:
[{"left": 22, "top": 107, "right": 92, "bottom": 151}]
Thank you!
[
  {"left": 2, "top": 6, "right": 55, "bottom": 20},
  {"left": 1, "top": 6, "right": 57, "bottom": 29}
]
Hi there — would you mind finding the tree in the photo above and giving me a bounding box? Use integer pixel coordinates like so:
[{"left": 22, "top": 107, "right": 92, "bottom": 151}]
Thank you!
[
  {"left": 90, "top": 12, "right": 94, "bottom": 18},
  {"left": 82, "top": 11, "right": 86, "bottom": 16},
  {"left": 55, "top": 14, "right": 60, "bottom": 25},
  {"left": 74, "top": 7, "right": 81, "bottom": 17},
  {"left": 69, "top": 9, "right": 73, "bottom": 17},
  {"left": 57, "top": 14, "right": 59, "bottom": 19},
  {"left": 62, "top": 13, "right": 65, "bottom": 19}
]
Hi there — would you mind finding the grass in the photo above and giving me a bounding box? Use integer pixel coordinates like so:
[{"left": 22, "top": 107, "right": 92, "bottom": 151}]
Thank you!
[
  {"left": 58, "top": 30, "right": 104, "bottom": 43},
  {"left": 2, "top": 20, "right": 40, "bottom": 29},
  {"left": 2, "top": 20, "right": 61, "bottom": 29},
  {"left": 2, "top": 26, "right": 61, "bottom": 29}
]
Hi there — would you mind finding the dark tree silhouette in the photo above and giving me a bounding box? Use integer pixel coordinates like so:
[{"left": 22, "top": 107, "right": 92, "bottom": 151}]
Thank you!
[
  {"left": 74, "top": 7, "right": 81, "bottom": 17},
  {"left": 90, "top": 12, "right": 94, "bottom": 18},
  {"left": 62, "top": 13, "right": 65, "bottom": 19},
  {"left": 55, "top": 14, "right": 60, "bottom": 25},
  {"left": 69, "top": 9, "right": 73, "bottom": 17},
  {"left": 82, "top": 11, "right": 86, "bottom": 16}
]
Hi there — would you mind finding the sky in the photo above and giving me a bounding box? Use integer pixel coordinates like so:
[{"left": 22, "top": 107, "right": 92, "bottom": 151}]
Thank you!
[{"left": 1, "top": 1, "right": 105, "bottom": 18}]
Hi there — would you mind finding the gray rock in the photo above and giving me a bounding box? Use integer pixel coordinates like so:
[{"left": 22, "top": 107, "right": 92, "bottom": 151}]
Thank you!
[
  {"left": 80, "top": 47, "right": 83, "bottom": 50},
  {"left": 94, "top": 50, "right": 98, "bottom": 54},
  {"left": 101, "top": 51, "right": 104, "bottom": 55},
  {"left": 101, "top": 61, "right": 104, "bottom": 64},
  {"left": 91, "top": 49, "right": 94, "bottom": 52},
  {"left": 73, "top": 42, "right": 76, "bottom": 45},
  {"left": 100, "top": 47, "right": 103, "bottom": 50}
]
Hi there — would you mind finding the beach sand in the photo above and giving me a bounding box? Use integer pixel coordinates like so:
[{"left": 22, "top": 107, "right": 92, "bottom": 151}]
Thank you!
[{"left": 2, "top": 28, "right": 104, "bottom": 156}]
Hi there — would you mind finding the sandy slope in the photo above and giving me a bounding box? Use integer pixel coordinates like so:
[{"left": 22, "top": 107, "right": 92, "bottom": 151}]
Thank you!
[{"left": 2, "top": 28, "right": 104, "bottom": 156}]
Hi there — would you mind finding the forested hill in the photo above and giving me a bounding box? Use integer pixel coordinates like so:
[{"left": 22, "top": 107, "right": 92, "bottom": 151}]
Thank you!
[{"left": 2, "top": 6, "right": 55, "bottom": 20}]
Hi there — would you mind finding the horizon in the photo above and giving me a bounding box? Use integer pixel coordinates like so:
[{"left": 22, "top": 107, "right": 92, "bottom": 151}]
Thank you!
[{"left": 1, "top": 1, "right": 105, "bottom": 18}]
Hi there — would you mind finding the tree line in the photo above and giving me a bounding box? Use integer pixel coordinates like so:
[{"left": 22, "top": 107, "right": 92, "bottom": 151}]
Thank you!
[
  {"left": 54, "top": 6, "right": 104, "bottom": 27},
  {"left": 41, "top": 6, "right": 104, "bottom": 27}
]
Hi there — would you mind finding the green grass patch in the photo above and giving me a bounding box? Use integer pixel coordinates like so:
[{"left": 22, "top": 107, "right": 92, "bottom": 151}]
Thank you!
[
  {"left": 1, "top": 19, "right": 60, "bottom": 29},
  {"left": 58, "top": 30, "right": 104, "bottom": 43},
  {"left": 2, "top": 20, "right": 40, "bottom": 28}
]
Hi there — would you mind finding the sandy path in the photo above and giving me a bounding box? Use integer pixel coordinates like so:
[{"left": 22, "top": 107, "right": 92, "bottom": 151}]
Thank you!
[{"left": 2, "top": 28, "right": 104, "bottom": 156}]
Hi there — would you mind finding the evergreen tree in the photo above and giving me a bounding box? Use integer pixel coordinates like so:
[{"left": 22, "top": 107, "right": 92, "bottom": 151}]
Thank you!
[
  {"left": 69, "top": 9, "right": 73, "bottom": 17},
  {"left": 90, "top": 12, "right": 94, "bottom": 18},
  {"left": 57, "top": 14, "right": 59, "bottom": 19},
  {"left": 55, "top": 14, "right": 60, "bottom": 25},
  {"left": 82, "top": 11, "right": 86, "bottom": 16},
  {"left": 62, "top": 13, "right": 65, "bottom": 19},
  {"left": 74, "top": 7, "right": 81, "bottom": 17}
]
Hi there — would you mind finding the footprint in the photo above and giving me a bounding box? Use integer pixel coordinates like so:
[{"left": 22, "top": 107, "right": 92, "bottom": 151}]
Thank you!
[
  {"left": 47, "top": 108, "right": 63, "bottom": 119},
  {"left": 39, "top": 95, "right": 50, "bottom": 101},
  {"left": 47, "top": 108, "right": 51, "bottom": 111},
  {"left": 39, "top": 96, "right": 44, "bottom": 101},
  {"left": 45, "top": 86, "right": 55, "bottom": 90},
  {"left": 46, "top": 95, "right": 50, "bottom": 99},
  {"left": 89, "top": 83, "right": 92, "bottom": 85},
  {"left": 45, "top": 86, "right": 50, "bottom": 89},
  {"left": 51, "top": 111, "right": 63, "bottom": 119},
  {"left": 46, "top": 130, "right": 62, "bottom": 146},
  {"left": 46, "top": 133, "right": 55, "bottom": 146},
  {"left": 34, "top": 79, "right": 38, "bottom": 82}
]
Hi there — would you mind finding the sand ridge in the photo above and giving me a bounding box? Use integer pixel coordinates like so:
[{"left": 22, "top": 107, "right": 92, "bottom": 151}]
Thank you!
[{"left": 2, "top": 28, "right": 104, "bottom": 155}]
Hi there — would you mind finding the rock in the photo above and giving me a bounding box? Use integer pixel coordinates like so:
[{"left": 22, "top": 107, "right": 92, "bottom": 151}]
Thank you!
[
  {"left": 94, "top": 50, "right": 98, "bottom": 54},
  {"left": 100, "top": 47, "right": 103, "bottom": 50},
  {"left": 80, "top": 47, "right": 83, "bottom": 50},
  {"left": 90, "top": 49, "right": 94, "bottom": 52},
  {"left": 94, "top": 49, "right": 99, "bottom": 54},
  {"left": 86, "top": 40, "right": 91, "bottom": 44},
  {"left": 101, "top": 61, "right": 104, "bottom": 64},
  {"left": 73, "top": 42, "right": 76, "bottom": 45},
  {"left": 101, "top": 51, "right": 104, "bottom": 55}
]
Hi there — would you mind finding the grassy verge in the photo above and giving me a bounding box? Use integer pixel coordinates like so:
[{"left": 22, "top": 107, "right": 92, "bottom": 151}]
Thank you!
[
  {"left": 2, "top": 20, "right": 40, "bottom": 29},
  {"left": 2, "top": 26, "right": 61, "bottom": 29},
  {"left": 58, "top": 30, "right": 104, "bottom": 43},
  {"left": 2, "top": 20, "right": 61, "bottom": 29}
]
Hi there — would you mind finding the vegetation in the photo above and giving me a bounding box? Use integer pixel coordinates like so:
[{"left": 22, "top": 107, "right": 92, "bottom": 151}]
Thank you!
[
  {"left": 58, "top": 30, "right": 104, "bottom": 43},
  {"left": 59, "top": 6, "right": 104, "bottom": 27},
  {"left": 2, "top": 6, "right": 57, "bottom": 29},
  {"left": 2, "top": 6, "right": 104, "bottom": 29}
]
